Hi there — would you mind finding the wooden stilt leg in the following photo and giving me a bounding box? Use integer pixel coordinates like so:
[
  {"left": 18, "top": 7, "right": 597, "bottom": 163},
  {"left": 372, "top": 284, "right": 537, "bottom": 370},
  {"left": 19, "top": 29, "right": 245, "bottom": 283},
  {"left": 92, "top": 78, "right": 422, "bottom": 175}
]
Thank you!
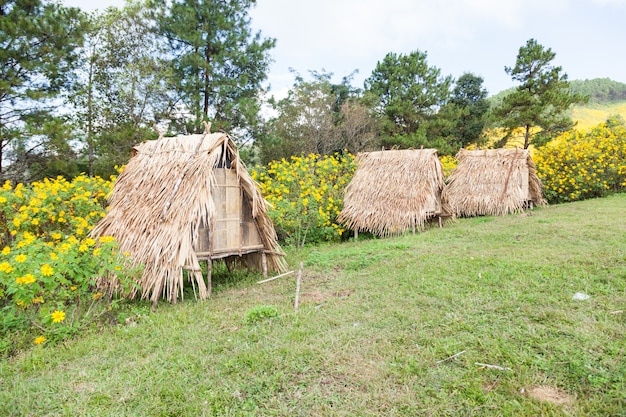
[
  {"left": 262, "top": 252, "right": 268, "bottom": 278},
  {"left": 207, "top": 259, "right": 212, "bottom": 297}
]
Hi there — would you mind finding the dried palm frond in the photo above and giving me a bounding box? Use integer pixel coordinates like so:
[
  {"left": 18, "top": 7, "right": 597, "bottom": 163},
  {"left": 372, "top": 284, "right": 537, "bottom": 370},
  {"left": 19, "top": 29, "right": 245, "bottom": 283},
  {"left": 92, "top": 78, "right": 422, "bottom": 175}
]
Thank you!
[
  {"left": 338, "top": 149, "right": 452, "bottom": 236},
  {"left": 442, "top": 148, "right": 547, "bottom": 217}
]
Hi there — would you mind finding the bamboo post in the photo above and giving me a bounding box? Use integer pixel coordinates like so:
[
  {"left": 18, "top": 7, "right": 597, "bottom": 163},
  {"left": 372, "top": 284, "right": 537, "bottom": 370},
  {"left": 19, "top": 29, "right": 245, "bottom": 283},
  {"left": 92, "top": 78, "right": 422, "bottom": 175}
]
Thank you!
[
  {"left": 207, "top": 259, "right": 212, "bottom": 297},
  {"left": 257, "top": 270, "right": 295, "bottom": 284},
  {"left": 261, "top": 252, "right": 268, "bottom": 278},
  {"left": 294, "top": 262, "right": 303, "bottom": 312}
]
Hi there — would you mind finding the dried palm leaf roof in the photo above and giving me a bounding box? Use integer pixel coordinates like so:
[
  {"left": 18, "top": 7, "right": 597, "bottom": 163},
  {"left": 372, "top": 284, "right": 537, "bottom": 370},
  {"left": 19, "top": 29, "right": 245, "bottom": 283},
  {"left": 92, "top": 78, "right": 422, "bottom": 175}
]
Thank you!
[
  {"left": 338, "top": 149, "right": 451, "bottom": 237},
  {"left": 90, "top": 130, "right": 286, "bottom": 305},
  {"left": 442, "top": 148, "right": 547, "bottom": 217}
]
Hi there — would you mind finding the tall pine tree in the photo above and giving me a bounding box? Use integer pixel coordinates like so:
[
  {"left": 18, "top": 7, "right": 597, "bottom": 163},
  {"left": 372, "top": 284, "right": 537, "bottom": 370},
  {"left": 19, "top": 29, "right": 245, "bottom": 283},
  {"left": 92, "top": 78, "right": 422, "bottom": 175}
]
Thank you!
[
  {"left": 0, "top": 0, "right": 88, "bottom": 181},
  {"left": 494, "top": 39, "right": 587, "bottom": 149},
  {"left": 150, "top": 0, "right": 275, "bottom": 140}
]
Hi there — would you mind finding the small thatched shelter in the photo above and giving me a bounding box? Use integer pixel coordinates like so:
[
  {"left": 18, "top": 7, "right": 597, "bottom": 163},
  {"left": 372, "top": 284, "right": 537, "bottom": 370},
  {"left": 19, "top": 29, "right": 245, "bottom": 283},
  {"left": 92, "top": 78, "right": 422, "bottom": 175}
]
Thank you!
[
  {"left": 90, "top": 127, "right": 286, "bottom": 306},
  {"left": 338, "top": 148, "right": 452, "bottom": 237},
  {"left": 442, "top": 148, "right": 546, "bottom": 217}
]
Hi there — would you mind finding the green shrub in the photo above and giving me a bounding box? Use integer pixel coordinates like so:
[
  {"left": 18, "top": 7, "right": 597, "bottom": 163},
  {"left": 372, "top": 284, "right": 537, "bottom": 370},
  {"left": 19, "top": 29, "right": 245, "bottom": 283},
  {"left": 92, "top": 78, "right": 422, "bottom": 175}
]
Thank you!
[{"left": 244, "top": 305, "right": 279, "bottom": 324}]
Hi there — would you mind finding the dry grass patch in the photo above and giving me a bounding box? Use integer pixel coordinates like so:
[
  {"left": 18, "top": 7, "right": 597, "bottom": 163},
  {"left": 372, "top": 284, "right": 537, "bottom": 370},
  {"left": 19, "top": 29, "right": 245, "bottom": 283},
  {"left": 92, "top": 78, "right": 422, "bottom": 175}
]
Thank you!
[{"left": 526, "top": 385, "right": 574, "bottom": 406}]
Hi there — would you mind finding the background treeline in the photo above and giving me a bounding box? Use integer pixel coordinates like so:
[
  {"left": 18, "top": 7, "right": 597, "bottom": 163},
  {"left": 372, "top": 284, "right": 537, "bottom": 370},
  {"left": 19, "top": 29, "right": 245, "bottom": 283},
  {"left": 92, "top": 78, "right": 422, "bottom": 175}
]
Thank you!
[
  {"left": 2, "top": 0, "right": 625, "bottom": 184},
  {"left": 570, "top": 78, "right": 626, "bottom": 103},
  {"left": 491, "top": 78, "right": 626, "bottom": 106}
]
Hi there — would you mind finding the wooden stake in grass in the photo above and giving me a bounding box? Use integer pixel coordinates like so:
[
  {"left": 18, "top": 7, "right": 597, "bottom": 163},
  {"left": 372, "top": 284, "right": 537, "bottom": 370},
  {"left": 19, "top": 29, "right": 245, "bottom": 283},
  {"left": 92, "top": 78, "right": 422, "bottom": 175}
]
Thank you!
[
  {"left": 475, "top": 362, "right": 513, "bottom": 371},
  {"left": 294, "top": 262, "right": 303, "bottom": 312},
  {"left": 257, "top": 270, "right": 295, "bottom": 284},
  {"left": 436, "top": 350, "right": 466, "bottom": 364}
]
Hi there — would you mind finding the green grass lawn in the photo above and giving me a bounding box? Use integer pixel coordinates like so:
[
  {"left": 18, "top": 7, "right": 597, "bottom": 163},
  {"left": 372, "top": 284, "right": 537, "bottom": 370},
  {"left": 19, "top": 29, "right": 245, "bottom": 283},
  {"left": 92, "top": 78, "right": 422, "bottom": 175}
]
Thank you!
[{"left": 1, "top": 194, "right": 625, "bottom": 416}]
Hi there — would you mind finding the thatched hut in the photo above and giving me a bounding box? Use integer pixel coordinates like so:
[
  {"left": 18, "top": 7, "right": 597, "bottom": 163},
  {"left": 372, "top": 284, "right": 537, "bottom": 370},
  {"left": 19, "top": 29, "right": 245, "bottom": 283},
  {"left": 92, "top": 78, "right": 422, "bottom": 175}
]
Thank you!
[
  {"left": 90, "top": 127, "right": 286, "bottom": 306},
  {"left": 442, "top": 148, "right": 546, "bottom": 217},
  {"left": 337, "top": 149, "right": 451, "bottom": 237}
]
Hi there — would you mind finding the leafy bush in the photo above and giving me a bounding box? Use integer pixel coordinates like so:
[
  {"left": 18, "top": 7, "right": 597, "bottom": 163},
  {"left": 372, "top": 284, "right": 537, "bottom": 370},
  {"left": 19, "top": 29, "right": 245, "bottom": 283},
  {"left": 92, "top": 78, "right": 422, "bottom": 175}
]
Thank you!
[
  {"left": 0, "top": 174, "right": 136, "bottom": 350},
  {"left": 251, "top": 153, "right": 356, "bottom": 247},
  {"left": 534, "top": 117, "right": 626, "bottom": 203},
  {"left": 244, "top": 305, "right": 279, "bottom": 324}
]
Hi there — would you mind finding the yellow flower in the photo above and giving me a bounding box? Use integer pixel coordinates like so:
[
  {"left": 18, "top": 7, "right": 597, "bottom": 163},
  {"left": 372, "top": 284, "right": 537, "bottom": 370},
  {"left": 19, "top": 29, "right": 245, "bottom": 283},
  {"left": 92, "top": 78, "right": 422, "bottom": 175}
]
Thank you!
[
  {"left": 92, "top": 292, "right": 103, "bottom": 300},
  {"left": 78, "top": 244, "right": 88, "bottom": 252},
  {"left": 92, "top": 248, "right": 101, "bottom": 256},
  {"left": 0, "top": 261, "right": 13, "bottom": 273},
  {"left": 70, "top": 285, "right": 77, "bottom": 291},
  {"left": 51, "top": 310, "right": 65, "bottom": 323},
  {"left": 1, "top": 246, "right": 9, "bottom": 255},
  {"left": 33, "top": 336, "right": 47, "bottom": 345},
  {"left": 99, "top": 236, "right": 115, "bottom": 244},
  {"left": 14, "top": 254, "right": 27, "bottom": 263},
  {"left": 49, "top": 252, "right": 58, "bottom": 260},
  {"left": 41, "top": 264, "right": 54, "bottom": 276},
  {"left": 32, "top": 296, "right": 44, "bottom": 304},
  {"left": 51, "top": 232, "right": 62, "bottom": 240},
  {"left": 16, "top": 274, "right": 36, "bottom": 285}
]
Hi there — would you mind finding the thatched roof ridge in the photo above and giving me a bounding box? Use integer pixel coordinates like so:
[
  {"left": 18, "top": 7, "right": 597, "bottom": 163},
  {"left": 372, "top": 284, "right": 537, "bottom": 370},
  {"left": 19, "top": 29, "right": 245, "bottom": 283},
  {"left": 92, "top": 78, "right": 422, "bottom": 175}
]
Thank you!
[
  {"left": 442, "top": 148, "right": 547, "bottom": 217},
  {"left": 90, "top": 132, "right": 286, "bottom": 305},
  {"left": 338, "top": 149, "right": 451, "bottom": 237}
]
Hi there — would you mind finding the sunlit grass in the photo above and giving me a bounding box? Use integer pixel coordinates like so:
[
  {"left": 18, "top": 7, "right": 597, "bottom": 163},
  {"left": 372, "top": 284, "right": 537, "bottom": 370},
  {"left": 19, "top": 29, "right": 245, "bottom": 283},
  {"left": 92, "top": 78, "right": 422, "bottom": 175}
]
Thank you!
[{"left": 570, "top": 101, "right": 626, "bottom": 130}]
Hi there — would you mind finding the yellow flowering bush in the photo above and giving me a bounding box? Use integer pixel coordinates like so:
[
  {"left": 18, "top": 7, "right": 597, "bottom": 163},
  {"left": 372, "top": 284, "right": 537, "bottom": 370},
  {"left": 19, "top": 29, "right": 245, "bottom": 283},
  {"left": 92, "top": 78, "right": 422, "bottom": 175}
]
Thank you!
[
  {"left": 0, "top": 174, "right": 137, "bottom": 350},
  {"left": 439, "top": 155, "right": 458, "bottom": 178},
  {"left": 534, "top": 117, "right": 626, "bottom": 203},
  {"left": 251, "top": 153, "right": 356, "bottom": 247}
]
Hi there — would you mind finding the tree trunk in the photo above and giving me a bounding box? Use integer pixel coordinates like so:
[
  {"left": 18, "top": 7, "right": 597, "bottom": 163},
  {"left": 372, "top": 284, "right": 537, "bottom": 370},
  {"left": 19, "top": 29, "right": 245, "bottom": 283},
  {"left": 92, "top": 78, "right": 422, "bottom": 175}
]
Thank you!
[
  {"left": 203, "top": 43, "right": 211, "bottom": 118},
  {"left": 0, "top": 137, "right": 4, "bottom": 180},
  {"left": 87, "top": 56, "right": 94, "bottom": 177},
  {"left": 524, "top": 124, "right": 531, "bottom": 149}
]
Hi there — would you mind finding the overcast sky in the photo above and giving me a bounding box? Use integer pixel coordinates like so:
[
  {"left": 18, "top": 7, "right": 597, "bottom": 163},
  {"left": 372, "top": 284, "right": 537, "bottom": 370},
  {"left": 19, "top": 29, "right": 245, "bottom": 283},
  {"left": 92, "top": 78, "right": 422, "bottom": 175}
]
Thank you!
[{"left": 64, "top": 0, "right": 626, "bottom": 97}]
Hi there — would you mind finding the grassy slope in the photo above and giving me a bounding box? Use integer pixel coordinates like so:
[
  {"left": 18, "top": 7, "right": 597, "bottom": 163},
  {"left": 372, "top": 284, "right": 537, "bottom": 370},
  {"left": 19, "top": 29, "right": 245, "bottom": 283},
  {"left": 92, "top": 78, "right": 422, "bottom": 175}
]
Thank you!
[
  {"left": 570, "top": 101, "right": 626, "bottom": 130},
  {"left": 1, "top": 195, "right": 625, "bottom": 416}
]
